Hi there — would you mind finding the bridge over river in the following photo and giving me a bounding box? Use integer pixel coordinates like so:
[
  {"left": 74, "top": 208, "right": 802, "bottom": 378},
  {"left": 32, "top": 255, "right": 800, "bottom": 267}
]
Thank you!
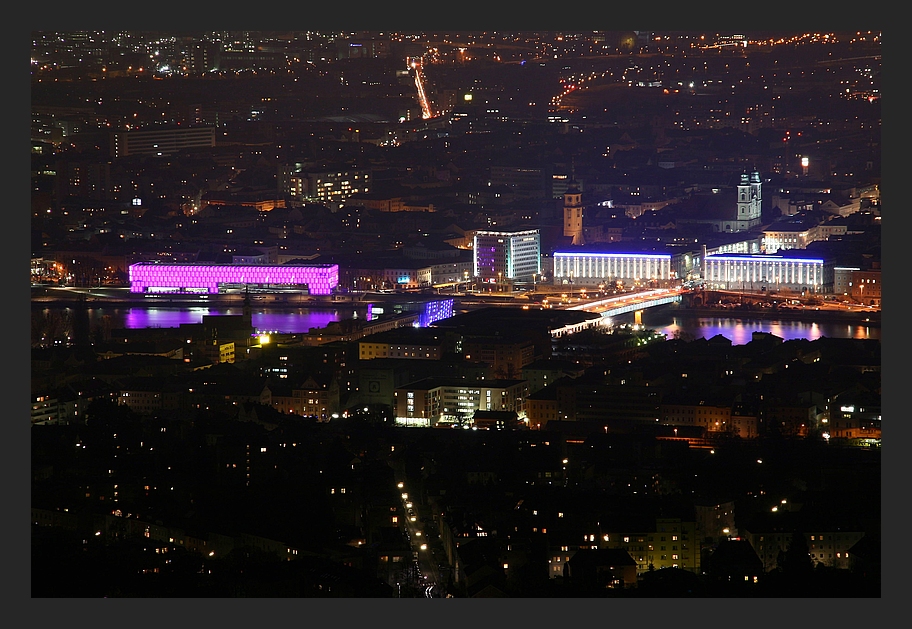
[{"left": 560, "top": 287, "right": 683, "bottom": 321}]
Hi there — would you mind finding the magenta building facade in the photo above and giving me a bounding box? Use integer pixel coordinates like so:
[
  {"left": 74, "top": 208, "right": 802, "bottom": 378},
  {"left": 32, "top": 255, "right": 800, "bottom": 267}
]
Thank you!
[{"left": 128, "top": 262, "right": 339, "bottom": 295}]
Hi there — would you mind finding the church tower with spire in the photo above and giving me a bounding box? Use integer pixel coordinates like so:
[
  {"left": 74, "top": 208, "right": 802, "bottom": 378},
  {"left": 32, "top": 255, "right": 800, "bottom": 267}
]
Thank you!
[
  {"left": 736, "top": 170, "right": 762, "bottom": 227},
  {"left": 563, "top": 179, "right": 585, "bottom": 246}
]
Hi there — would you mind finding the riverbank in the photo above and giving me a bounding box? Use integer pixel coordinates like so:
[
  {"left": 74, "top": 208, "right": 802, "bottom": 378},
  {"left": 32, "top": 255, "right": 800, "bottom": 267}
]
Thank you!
[{"left": 30, "top": 287, "right": 359, "bottom": 308}]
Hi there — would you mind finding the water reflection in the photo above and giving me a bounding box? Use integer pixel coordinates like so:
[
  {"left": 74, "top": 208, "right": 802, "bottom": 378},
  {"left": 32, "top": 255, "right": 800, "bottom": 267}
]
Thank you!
[
  {"left": 48, "top": 307, "right": 371, "bottom": 335},
  {"left": 640, "top": 315, "right": 879, "bottom": 345},
  {"left": 40, "top": 304, "right": 880, "bottom": 344},
  {"left": 123, "top": 307, "right": 213, "bottom": 329}
]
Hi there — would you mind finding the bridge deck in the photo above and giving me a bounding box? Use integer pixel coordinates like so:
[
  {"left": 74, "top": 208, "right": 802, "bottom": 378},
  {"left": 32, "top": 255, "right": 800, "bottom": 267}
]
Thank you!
[{"left": 562, "top": 289, "right": 682, "bottom": 317}]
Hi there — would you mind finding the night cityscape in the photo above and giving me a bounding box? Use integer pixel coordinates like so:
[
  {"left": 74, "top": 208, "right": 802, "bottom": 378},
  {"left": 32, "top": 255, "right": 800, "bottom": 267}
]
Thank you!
[{"left": 29, "top": 29, "right": 882, "bottom": 599}]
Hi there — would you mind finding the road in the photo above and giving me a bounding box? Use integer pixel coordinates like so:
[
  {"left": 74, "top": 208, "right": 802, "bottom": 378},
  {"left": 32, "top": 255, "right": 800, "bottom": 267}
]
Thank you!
[
  {"left": 410, "top": 57, "right": 434, "bottom": 119},
  {"left": 560, "top": 287, "right": 682, "bottom": 314},
  {"left": 395, "top": 477, "right": 446, "bottom": 598}
]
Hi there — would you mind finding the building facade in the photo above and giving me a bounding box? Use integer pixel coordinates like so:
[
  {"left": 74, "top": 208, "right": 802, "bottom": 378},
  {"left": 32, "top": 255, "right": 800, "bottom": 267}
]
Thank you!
[
  {"left": 473, "top": 229, "right": 541, "bottom": 284},
  {"left": 676, "top": 171, "right": 763, "bottom": 233},
  {"left": 359, "top": 336, "right": 445, "bottom": 361},
  {"left": 703, "top": 254, "right": 824, "bottom": 293},
  {"left": 741, "top": 527, "right": 866, "bottom": 573},
  {"left": 289, "top": 167, "right": 371, "bottom": 208},
  {"left": 552, "top": 251, "right": 673, "bottom": 288},
  {"left": 110, "top": 126, "right": 216, "bottom": 158},
  {"left": 128, "top": 262, "right": 339, "bottom": 295},
  {"left": 393, "top": 378, "right": 529, "bottom": 427},
  {"left": 848, "top": 269, "right": 881, "bottom": 306},
  {"left": 601, "top": 518, "right": 701, "bottom": 575}
]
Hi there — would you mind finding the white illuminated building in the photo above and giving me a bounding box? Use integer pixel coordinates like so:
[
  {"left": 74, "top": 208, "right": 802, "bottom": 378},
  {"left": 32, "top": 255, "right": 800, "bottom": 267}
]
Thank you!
[
  {"left": 394, "top": 378, "right": 529, "bottom": 427},
  {"left": 703, "top": 253, "right": 824, "bottom": 292},
  {"left": 552, "top": 251, "right": 673, "bottom": 287}
]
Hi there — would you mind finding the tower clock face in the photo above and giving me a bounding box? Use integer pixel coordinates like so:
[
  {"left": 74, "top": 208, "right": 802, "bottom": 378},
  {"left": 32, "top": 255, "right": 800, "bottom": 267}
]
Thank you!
[{"left": 368, "top": 381, "right": 381, "bottom": 393}]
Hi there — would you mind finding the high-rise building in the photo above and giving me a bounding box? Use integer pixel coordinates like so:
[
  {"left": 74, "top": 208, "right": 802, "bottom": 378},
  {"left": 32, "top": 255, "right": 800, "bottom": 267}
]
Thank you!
[{"left": 473, "top": 229, "right": 541, "bottom": 285}]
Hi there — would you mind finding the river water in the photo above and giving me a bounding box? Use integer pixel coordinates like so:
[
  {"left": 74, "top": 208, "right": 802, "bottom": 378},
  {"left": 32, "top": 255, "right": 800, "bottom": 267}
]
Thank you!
[
  {"left": 622, "top": 304, "right": 879, "bottom": 345},
  {"left": 32, "top": 302, "right": 879, "bottom": 345}
]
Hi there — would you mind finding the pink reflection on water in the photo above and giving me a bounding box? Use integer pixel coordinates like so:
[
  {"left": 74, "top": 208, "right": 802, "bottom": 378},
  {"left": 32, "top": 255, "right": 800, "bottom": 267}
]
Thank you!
[
  {"left": 653, "top": 317, "right": 879, "bottom": 346},
  {"left": 252, "top": 310, "right": 341, "bottom": 334},
  {"left": 118, "top": 307, "right": 366, "bottom": 334},
  {"left": 123, "top": 308, "right": 211, "bottom": 329}
]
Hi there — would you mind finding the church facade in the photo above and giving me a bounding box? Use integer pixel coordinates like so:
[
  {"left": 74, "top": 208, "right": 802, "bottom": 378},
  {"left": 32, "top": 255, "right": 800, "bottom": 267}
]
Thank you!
[{"left": 676, "top": 171, "right": 764, "bottom": 233}]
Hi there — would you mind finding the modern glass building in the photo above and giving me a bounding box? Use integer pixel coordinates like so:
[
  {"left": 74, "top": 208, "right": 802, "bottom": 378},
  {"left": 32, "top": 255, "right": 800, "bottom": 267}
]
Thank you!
[
  {"left": 703, "top": 254, "right": 824, "bottom": 292},
  {"left": 128, "top": 262, "right": 339, "bottom": 295},
  {"left": 552, "top": 251, "right": 673, "bottom": 287},
  {"left": 473, "top": 229, "right": 541, "bottom": 283}
]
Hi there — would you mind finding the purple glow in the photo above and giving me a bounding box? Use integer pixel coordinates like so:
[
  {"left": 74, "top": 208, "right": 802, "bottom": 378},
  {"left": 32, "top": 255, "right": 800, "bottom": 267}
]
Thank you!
[
  {"left": 420, "top": 299, "right": 454, "bottom": 327},
  {"left": 128, "top": 263, "right": 339, "bottom": 295},
  {"left": 124, "top": 307, "right": 211, "bottom": 328},
  {"left": 93, "top": 307, "right": 361, "bottom": 333}
]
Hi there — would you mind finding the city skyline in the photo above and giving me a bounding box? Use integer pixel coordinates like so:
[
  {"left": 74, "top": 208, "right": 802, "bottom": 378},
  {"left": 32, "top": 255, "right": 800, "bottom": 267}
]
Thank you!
[{"left": 24, "top": 21, "right": 890, "bottom": 612}]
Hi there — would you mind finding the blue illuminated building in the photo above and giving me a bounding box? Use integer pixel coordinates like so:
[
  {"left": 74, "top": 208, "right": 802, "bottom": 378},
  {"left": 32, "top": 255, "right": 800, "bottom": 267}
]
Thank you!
[{"left": 419, "top": 298, "right": 454, "bottom": 327}]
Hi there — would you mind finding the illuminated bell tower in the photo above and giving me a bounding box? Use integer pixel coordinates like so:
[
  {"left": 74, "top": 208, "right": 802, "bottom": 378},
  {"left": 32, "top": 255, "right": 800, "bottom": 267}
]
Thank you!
[
  {"left": 750, "top": 170, "right": 762, "bottom": 216},
  {"left": 563, "top": 180, "right": 585, "bottom": 246},
  {"left": 737, "top": 171, "right": 762, "bottom": 226}
]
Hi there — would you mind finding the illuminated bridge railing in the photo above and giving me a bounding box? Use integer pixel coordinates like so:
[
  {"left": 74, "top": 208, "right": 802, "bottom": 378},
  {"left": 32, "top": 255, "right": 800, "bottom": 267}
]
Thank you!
[
  {"left": 599, "top": 294, "right": 681, "bottom": 317},
  {"left": 128, "top": 262, "right": 339, "bottom": 295},
  {"left": 565, "top": 289, "right": 681, "bottom": 316}
]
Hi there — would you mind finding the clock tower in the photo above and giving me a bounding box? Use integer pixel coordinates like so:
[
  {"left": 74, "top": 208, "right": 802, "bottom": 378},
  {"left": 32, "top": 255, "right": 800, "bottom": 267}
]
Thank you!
[{"left": 563, "top": 180, "right": 585, "bottom": 246}]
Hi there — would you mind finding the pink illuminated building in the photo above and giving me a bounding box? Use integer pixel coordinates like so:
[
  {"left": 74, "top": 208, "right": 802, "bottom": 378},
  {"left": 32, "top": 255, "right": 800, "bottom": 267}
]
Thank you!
[{"left": 128, "top": 262, "right": 339, "bottom": 295}]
